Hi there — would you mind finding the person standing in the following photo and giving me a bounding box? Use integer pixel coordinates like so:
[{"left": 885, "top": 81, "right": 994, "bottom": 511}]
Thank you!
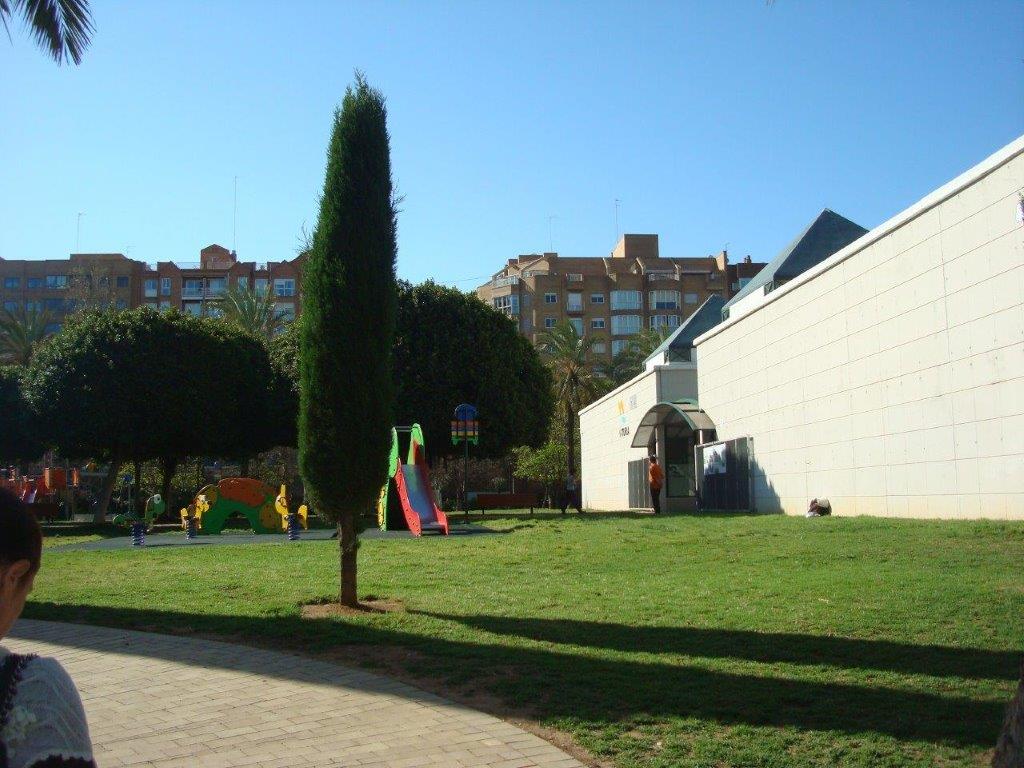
[
  {"left": 560, "top": 473, "right": 582, "bottom": 514},
  {"left": 648, "top": 456, "right": 665, "bottom": 515}
]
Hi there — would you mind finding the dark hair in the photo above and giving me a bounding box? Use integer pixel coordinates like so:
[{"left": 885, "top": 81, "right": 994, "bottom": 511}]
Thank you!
[{"left": 0, "top": 488, "right": 42, "bottom": 576}]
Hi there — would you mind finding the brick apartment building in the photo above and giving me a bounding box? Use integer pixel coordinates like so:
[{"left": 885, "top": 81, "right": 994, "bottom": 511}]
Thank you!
[
  {"left": 476, "top": 234, "right": 765, "bottom": 360},
  {"left": 0, "top": 245, "right": 305, "bottom": 329}
]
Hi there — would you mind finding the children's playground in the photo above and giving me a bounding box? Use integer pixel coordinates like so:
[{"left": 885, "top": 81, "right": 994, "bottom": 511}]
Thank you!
[{"left": 24, "top": 422, "right": 496, "bottom": 549}]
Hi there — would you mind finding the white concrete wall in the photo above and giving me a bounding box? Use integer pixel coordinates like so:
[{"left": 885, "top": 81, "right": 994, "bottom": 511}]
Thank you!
[
  {"left": 694, "top": 136, "right": 1024, "bottom": 519},
  {"left": 579, "top": 366, "right": 697, "bottom": 510}
]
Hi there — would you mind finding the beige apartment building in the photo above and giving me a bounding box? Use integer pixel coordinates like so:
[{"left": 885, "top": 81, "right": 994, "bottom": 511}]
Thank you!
[
  {"left": 476, "top": 234, "right": 763, "bottom": 360},
  {"left": 0, "top": 245, "right": 305, "bottom": 328}
]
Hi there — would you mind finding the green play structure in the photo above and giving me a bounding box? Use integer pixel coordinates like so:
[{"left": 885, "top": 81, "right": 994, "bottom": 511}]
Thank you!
[{"left": 183, "top": 477, "right": 286, "bottom": 535}]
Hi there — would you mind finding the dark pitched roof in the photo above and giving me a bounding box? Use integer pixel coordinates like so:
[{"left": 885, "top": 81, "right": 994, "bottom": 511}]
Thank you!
[
  {"left": 644, "top": 294, "right": 727, "bottom": 365},
  {"left": 722, "top": 209, "right": 868, "bottom": 310}
]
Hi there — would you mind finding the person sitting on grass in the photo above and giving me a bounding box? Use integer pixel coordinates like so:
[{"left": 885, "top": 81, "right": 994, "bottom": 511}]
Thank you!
[{"left": 0, "top": 488, "right": 97, "bottom": 768}]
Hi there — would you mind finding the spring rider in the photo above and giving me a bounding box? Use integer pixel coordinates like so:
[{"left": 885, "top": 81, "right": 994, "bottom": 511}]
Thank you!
[{"left": 113, "top": 494, "right": 166, "bottom": 547}]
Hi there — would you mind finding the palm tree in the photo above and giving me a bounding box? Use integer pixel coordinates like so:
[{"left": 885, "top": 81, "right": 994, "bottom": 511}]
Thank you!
[
  {"left": 597, "top": 326, "right": 672, "bottom": 386},
  {"left": 211, "top": 285, "right": 289, "bottom": 340},
  {"left": 1, "top": 0, "right": 94, "bottom": 65},
  {"left": 537, "top": 320, "right": 606, "bottom": 477},
  {"left": 0, "top": 306, "right": 53, "bottom": 365}
]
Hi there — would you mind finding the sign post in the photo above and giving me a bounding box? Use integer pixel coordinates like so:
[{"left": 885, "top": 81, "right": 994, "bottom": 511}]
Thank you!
[{"left": 451, "top": 404, "right": 479, "bottom": 523}]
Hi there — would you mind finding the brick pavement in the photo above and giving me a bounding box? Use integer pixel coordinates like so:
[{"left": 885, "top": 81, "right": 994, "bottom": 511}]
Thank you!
[{"left": 7, "top": 620, "right": 586, "bottom": 768}]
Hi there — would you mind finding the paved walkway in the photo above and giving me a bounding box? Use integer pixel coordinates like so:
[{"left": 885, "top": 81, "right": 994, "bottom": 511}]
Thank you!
[{"left": 7, "top": 620, "right": 584, "bottom": 768}]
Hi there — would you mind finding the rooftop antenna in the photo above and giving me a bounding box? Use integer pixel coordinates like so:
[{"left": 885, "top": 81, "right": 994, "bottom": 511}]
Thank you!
[
  {"left": 614, "top": 199, "right": 621, "bottom": 242},
  {"left": 76, "top": 212, "right": 85, "bottom": 251},
  {"left": 232, "top": 176, "right": 238, "bottom": 253},
  {"left": 547, "top": 215, "right": 558, "bottom": 252}
]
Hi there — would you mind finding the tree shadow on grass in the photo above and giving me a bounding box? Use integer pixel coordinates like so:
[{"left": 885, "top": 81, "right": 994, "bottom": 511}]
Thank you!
[
  {"left": 18, "top": 602, "right": 1010, "bottom": 749},
  {"left": 414, "top": 611, "right": 1021, "bottom": 682}
]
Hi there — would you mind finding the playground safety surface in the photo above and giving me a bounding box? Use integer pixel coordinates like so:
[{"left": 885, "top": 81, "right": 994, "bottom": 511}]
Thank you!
[
  {"left": 52, "top": 524, "right": 498, "bottom": 552},
  {"left": 8, "top": 619, "right": 586, "bottom": 768}
]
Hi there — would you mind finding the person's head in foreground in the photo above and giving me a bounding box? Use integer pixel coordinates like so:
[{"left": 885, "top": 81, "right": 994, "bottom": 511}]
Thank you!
[
  {"left": 0, "top": 487, "right": 41, "bottom": 640},
  {"left": 0, "top": 487, "right": 97, "bottom": 768}
]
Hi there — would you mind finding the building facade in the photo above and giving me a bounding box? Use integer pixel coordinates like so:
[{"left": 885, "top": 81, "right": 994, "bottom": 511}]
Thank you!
[
  {"left": 694, "top": 135, "right": 1024, "bottom": 520},
  {"left": 0, "top": 244, "right": 305, "bottom": 329},
  {"left": 477, "top": 234, "right": 763, "bottom": 360}
]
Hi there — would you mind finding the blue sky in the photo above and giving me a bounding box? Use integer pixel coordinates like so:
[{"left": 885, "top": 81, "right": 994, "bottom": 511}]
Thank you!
[{"left": 2, "top": 1, "right": 1021, "bottom": 287}]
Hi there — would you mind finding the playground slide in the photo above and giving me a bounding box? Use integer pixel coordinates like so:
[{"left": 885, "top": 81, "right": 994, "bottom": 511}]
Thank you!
[{"left": 379, "top": 424, "right": 449, "bottom": 536}]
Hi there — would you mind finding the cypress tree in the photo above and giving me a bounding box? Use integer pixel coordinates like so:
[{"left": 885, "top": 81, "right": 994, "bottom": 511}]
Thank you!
[{"left": 299, "top": 73, "right": 397, "bottom": 607}]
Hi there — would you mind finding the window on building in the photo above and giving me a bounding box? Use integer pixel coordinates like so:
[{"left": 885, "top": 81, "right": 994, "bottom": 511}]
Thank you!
[
  {"left": 591, "top": 318, "right": 606, "bottom": 330},
  {"left": 610, "top": 314, "right": 642, "bottom": 335},
  {"left": 160, "top": 277, "right": 172, "bottom": 296},
  {"left": 590, "top": 293, "right": 605, "bottom": 304},
  {"left": 566, "top": 273, "right": 583, "bottom": 282},
  {"left": 159, "top": 300, "right": 171, "bottom": 310},
  {"left": 43, "top": 298, "right": 64, "bottom": 312},
  {"left": 611, "top": 339, "right": 630, "bottom": 356},
  {"left": 569, "top": 318, "right": 584, "bottom": 336},
  {"left": 25, "top": 301, "right": 42, "bottom": 313},
  {"left": 45, "top": 275, "right": 68, "bottom": 289},
  {"left": 27, "top": 277, "right": 43, "bottom": 289},
  {"left": 255, "top": 278, "right": 269, "bottom": 296},
  {"left": 610, "top": 290, "right": 642, "bottom": 310},
  {"left": 207, "top": 277, "right": 227, "bottom": 296},
  {"left": 276, "top": 303, "right": 296, "bottom": 321},
  {"left": 3, "top": 277, "right": 20, "bottom": 289},
  {"left": 544, "top": 292, "right": 558, "bottom": 304},
  {"left": 274, "top": 278, "right": 295, "bottom": 297},
  {"left": 116, "top": 276, "right": 130, "bottom": 288},
  {"left": 183, "top": 279, "right": 203, "bottom": 297},
  {"left": 684, "top": 293, "right": 700, "bottom": 304},
  {"left": 236, "top": 276, "right": 249, "bottom": 290},
  {"left": 492, "top": 295, "right": 520, "bottom": 315},
  {"left": 544, "top": 317, "right": 557, "bottom": 329},
  {"left": 97, "top": 277, "right": 109, "bottom": 287},
  {"left": 144, "top": 279, "right": 157, "bottom": 297},
  {"left": 651, "top": 315, "right": 681, "bottom": 331},
  {"left": 207, "top": 306, "right": 223, "bottom": 319},
  {"left": 115, "top": 299, "right": 128, "bottom": 310},
  {"left": 183, "top": 302, "right": 202, "bottom": 316},
  {"left": 592, "top": 341, "right": 607, "bottom": 354},
  {"left": 649, "top": 290, "right": 680, "bottom": 310},
  {"left": 566, "top": 292, "right": 583, "bottom": 312},
  {"left": 3, "top": 301, "right": 18, "bottom": 312}
]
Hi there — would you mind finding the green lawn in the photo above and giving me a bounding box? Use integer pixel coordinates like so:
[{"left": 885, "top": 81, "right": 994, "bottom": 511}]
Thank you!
[{"left": 25, "top": 513, "right": 1024, "bottom": 767}]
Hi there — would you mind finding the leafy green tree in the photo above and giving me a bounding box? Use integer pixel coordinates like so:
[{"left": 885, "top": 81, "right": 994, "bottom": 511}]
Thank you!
[
  {"left": 512, "top": 441, "right": 567, "bottom": 507},
  {"left": 0, "top": 365, "right": 43, "bottom": 464},
  {"left": 394, "top": 281, "right": 552, "bottom": 459},
  {"left": 299, "top": 74, "right": 398, "bottom": 607},
  {"left": 0, "top": 306, "right": 53, "bottom": 365},
  {"left": 0, "top": 0, "right": 93, "bottom": 65},
  {"left": 26, "top": 308, "right": 283, "bottom": 522},
  {"left": 212, "top": 285, "right": 290, "bottom": 341},
  {"left": 537, "top": 320, "right": 606, "bottom": 477}
]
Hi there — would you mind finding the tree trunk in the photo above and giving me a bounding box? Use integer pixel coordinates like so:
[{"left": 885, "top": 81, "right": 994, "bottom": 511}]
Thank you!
[
  {"left": 993, "top": 661, "right": 1024, "bottom": 768},
  {"left": 160, "top": 456, "right": 178, "bottom": 518},
  {"left": 133, "top": 459, "right": 143, "bottom": 514},
  {"left": 566, "top": 403, "right": 576, "bottom": 477},
  {"left": 338, "top": 513, "right": 358, "bottom": 607},
  {"left": 95, "top": 458, "right": 121, "bottom": 524}
]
